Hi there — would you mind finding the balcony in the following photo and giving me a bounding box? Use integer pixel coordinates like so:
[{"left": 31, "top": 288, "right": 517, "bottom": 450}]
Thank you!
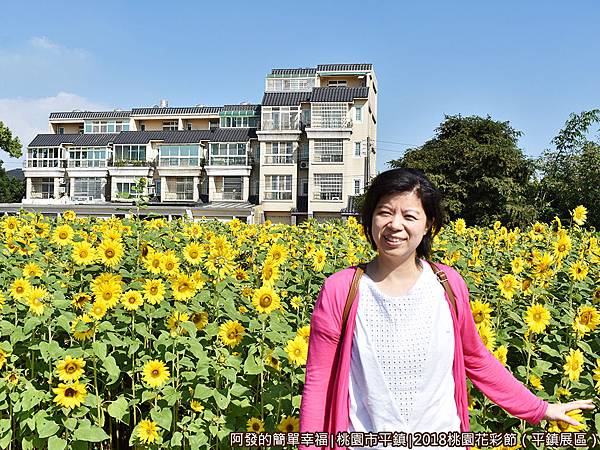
[
  {"left": 212, "top": 191, "right": 243, "bottom": 201},
  {"left": 264, "top": 155, "right": 294, "bottom": 165},
  {"left": 208, "top": 156, "right": 248, "bottom": 166},
  {"left": 310, "top": 117, "right": 353, "bottom": 129},
  {"left": 67, "top": 160, "right": 107, "bottom": 168},
  {"left": 24, "top": 160, "right": 66, "bottom": 168},
  {"left": 109, "top": 157, "right": 156, "bottom": 168},
  {"left": 158, "top": 157, "right": 202, "bottom": 167},
  {"left": 260, "top": 118, "right": 300, "bottom": 132}
]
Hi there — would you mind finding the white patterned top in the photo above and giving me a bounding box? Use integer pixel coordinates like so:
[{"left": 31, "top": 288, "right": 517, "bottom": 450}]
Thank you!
[{"left": 348, "top": 261, "right": 462, "bottom": 450}]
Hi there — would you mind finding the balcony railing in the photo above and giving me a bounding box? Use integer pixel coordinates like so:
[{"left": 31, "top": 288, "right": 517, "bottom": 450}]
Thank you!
[
  {"left": 309, "top": 117, "right": 353, "bottom": 129},
  {"left": 25, "top": 160, "right": 66, "bottom": 168},
  {"left": 208, "top": 157, "right": 247, "bottom": 166},
  {"left": 313, "top": 154, "right": 343, "bottom": 163},
  {"left": 264, "top": 191, "right": 292, "bottom": 200},
  {"left": 67, "top": 160, "right": 107, "bottom": 168},
  {"left": 261, "top": 118, "right": 300, "bottom": 131},
  {"left": 212, "top": 191, "right": 243, "bottom": 201},
  {"left": 29, "top": 192, "right": 54, "bottom": 199},
  {"left": 164, "top": 192, "right": 194, "bottom": 201},
  {"left": 264, "top": 155, "right": 294, "bottom": 164},
  {"left": 158, "top": 158, "right": 202, "bottom": 167},
  {"left": 109, "top": 157, "right": 156, "bottom": 167}
]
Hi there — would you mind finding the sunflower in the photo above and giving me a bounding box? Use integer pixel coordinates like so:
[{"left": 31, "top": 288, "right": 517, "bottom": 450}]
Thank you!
[
  {"left": 246, "top": 417, "right": 265, "bottom": 433},
  {"left": 470, "top": 300, "right": 493, "bottom": 329},
  {"left": 183, "top": 242, "right": 204, "bottom": 265},
  {"left": 285, "top": 335, "right": 308, "bottom": 367},
  {"left": 10, "top": 278, "right": 31, "bottom": 300},
  {"left": 191, "top": 311, "right": 209, "bottom": 331},
  {"left": 510, "top": 257, "right": 525, "bottom": 275},
  {"left": 564, "top": 348, "right": 584, "bottom": 382},
  {"left": 51, "top": 224, "right": 74, "bottom": 247},
  {"left": 553, "top": 234, "right": 572, "bottom": 259},
  {"left": 266, "top": 244, "right": 288, "bottom": 266},
  {"left": 92, "top": 280, "right": 122, "bottom": 308},
  {"left": 234, "top": 268, "right": 249, "bottom": 282},
  {"left": 529, "top": 375, "right": 543, "bottom": 391},
  {"left": 252, "top": 285, "right": 281, "bottom": 315},
  {"left": 56, "top": 356, "right": 86, "bottom": 382},
  {"left": 0, "top": 348, "right": 8, "bottom": 369},
  {"left": 493, "top": 345, "right": 508, "bottom": 365},
  {"left": 548, "top": 409, "right": 587, "bottom": 432},
  {"left": 184, "top": 222, "right": 203, "bottom": 239},
  {"left": 0, "top": 293, "right": 5, "bottom": 307},
  {"left": 97, "top": 239, "right": 124, "bottom": 268},
  {"left": 261, "top": 261, "right": 279, "bottom": 286},
  {"left": 27, "top": 287, "right": 47, "bottom": 316},
  {"left": 290, "top": 296, "right": 302, "bottom": 310},
  {"left": 121, "top": 290, "right": 144, "bottom": 311},
  {"left": 144, "top": 250, "right": 163, "bottom": 275},
  {"left": 277, "top": 415, "right": 300, "bottom": 433},
  {"left": 160, "top": 250, "right": 180, "bottom": 276},
  {"left": 137, "top": 419, "right": 159, "bottom": 444},
  {"left": 524, "top": 303, "right": 551, "bottom": 334},
  {"left": 297, "top": 325, "right": 310, "bottom": 342},
  {"left": 171, "top": 274, "right": 196, "bottom": 301},
  {"left": 143, "top": 279, "right": 165, "bottom": 305},
  {"left": 592, "top": 359, "right": 600, "bottom": 394},
  {"left": 71, "top": 292, "right": 91, "bottom": 310},
  {"left": 453, "top": 218, "right": 467, "bottom": 235},
  {"left": 477, "top": 323, "right": 496, "bottom": 351},
  {"left": 312, "top": 249, "right": 326, "bottom": 272},
  {"left": 531, "top": 252, "right": 554, "bottom": 279},
  {"left": 2, "top": 216, "right": 19, "bottom": 234},
  {"left": 22, "top": 262, "right": 43, "bottom": 278},
  {"left": 569, "top": 260, "right": 589, "bottom": 282},
  {"left": 205, "top": 252, "right": 235, "bottom": 280},
  {"left": 71, "top": 315, "right": 95, "bottom": 341},
  {"left": 593, "top": 288, "right": 600, "bottom": 304},
  {"left": 572, "top": 205, "right": 588, "bottom": 226},
  {"left": 89, "top": 300, "right": 108, "bottom": 320},
  {"left": 264, "top": 348, "right": 281, "bottom": 371},
  {"left": 166, "top": 311, "right": 190, "bottom": 336},
  {"left": 72, "top": 241, "right": 96, "bottom": 265},
  {"left": 52, "top": 381, "right": 87, "bottom": 409},
  {"left": 190, "top": 400, "right": 204, "bottom": 413},
  {"left": 218, "top": 320, "right": 245, "bottom": 348},
  {"left": 497, "top": 274, "right": 518, "bottom": 300},
  {"left": 573, "top": 305, "right": 600, "bottom": 337},
  {"left": 142, "top": 360, "right": 170, "bottom": 388}
]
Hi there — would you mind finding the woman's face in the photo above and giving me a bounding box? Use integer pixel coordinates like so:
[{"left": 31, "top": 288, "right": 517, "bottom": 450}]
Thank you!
[{"left": 371, "top": 190, "right": 429, "bottom": 263}]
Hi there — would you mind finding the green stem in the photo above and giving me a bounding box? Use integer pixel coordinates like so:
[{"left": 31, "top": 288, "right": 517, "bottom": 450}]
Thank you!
[
  {"left": 92, "top": 331, "right": 102, "bottom": 426},
  {"left": 260, "top": 317, "right": 265, "bottom": 421},
  {"left": 521, "top": 332, "right": 535, "bottom": 434},
  {"left": 131, "top": 311, "right": 137, "bottom": 425}
]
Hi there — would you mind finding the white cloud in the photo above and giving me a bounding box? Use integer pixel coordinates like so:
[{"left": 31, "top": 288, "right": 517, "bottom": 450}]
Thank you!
[
  {"left": 0, "top": 92, "right": 107, "bottom": 169},
  {"left": 29, "top": 36, "right": 60, "bottom": 51}
]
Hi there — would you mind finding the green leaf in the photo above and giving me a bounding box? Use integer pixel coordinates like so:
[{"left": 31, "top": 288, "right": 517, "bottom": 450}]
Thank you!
[
  {"left": 213, "top": 390, "right": 229, "bottom": 409},
  {"left": 20, "top": 386, "right": 43, "bottom": 411},
  {"left": 72, "top": 422, "right": 109, "bottom": 442},
  {"left": 48, "top": 436, "right": 67, "bottom": 450},
  {"left": 102, "top": 355, "right": 120, "bottom": 384},
  {"left": 243, "top": 353, "right": 262, "bottom": 375},
  {"left": 92, "top": 342, "right": 107, "bottom": 360},
  {"left": 151, "top": 408, "right": 172, "bottom": 430},
  {"left": 194, "top": 384, "right": 214, "bottom": 400},
  {"left": 36, "top": 415, "right": 59, "bottom": 438},
  {"left": 107, "top": 396, "right": 128, "bottom": 422}
]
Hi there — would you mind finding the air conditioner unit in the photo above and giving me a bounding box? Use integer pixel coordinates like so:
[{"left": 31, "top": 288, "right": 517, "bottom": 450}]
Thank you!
[
  {"left": 299, "top": 161, "right": 309, "bottom": 169},
  {"left": 332, "top": 196, "right": 341, "bottom": 201}
]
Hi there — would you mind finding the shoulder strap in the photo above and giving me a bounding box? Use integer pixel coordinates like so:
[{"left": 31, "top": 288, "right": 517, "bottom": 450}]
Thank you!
[
  {"left": 341, "top": 264, "right": 366, "bottom": 334},
  {"left": 427, "top": 260, "right": 459, "bottom": 319}
]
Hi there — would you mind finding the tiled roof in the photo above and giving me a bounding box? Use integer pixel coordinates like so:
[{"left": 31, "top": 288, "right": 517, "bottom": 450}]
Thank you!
[
  {"left": 310, "top": 87, "right": 369, "bottom": 102},
  {"left": 317, "top": 64, "right": 373, "bottom": 72},
  {"left": 131, "top": 106, "right": 223, "bottom": 116},
  {"left": 222, "top": 104, "right": 261, "bottom": 112},
  {"left": 49, "top": 111, "right": 131, "bottom": 120},
  {"left": 29, "top": 134, "right": 118, "bottom": 147},
  {"left": 112, "top": 131, "right": 214, "bottom": 145},
  {"left": 261, "top": 92, "right": 311, "bottom": 106},
  {"left": 210, "top": 128, "right": 257, "bottom": 142},
  {"left": 270, "top": 68, "right": 317, "bottom": 75}
]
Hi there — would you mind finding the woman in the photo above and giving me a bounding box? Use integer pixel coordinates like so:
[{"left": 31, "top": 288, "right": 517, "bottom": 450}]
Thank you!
[{"left": 299, "top": 168, "right": 594, "bottom": 450}]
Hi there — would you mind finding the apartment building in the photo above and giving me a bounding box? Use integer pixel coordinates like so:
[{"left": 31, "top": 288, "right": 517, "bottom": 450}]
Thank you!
[{"left": 23, "top": 63, "right": 377, "bottom": 223}]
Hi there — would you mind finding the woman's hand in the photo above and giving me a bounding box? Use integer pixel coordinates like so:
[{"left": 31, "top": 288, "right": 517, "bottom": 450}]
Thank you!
[{"left": 543, "top": 399, "right": 596, "bottom": 425}]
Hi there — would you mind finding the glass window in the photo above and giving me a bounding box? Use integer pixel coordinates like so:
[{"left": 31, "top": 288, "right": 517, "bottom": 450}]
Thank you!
[
  {"left": 313, "top": 173, "right": 343, "bottom": 201},
  {"left": 314, "top": 140, "right": 343, "bottom": 163},
  {"left": 354, "top": 142, "right": 361, "bottom": 157},
  {"left": 209, "top": 143, "right": 247, "bottom": 166},
  {"left": 264, "top": 175, "right": 292, "bottom": 200},
  {"left": 265, "top": 142, "right": 294, "bottom": 164},
  {"left": 73, "top": 178, "right": 103, "bottom": 200},
  {"left": 355, "top": 105, "right": 362, "bottom": 122}
]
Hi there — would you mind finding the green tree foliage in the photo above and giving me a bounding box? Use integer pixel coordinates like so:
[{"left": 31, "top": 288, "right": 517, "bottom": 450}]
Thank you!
[
  {"left": 536, "top": 110, "right": 600, "bottom": 227},
  {"left": 388, "top": 115, "right": 536, "bottom": 226},
  {"left": 0, "top": 121, "right": 25, "bottom": 202}
]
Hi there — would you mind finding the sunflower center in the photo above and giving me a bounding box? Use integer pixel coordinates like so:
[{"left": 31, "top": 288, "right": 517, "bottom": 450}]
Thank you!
[
  {"left": 128, "top": 297, "right": 136, "bottom": 304},
  {"left": 151, "top": 369, "right": 159, "bottom": 376},
  {"left": 286, "top": 424, "right": 294, "bottom": 432},
  {"left": 166, "top": 262, "right": 174, "bottom": 270},
  {"left": 252, "top": 423, "right": 260, "bottom": 431},
  {"left": 260, "top": 295, "right": 272, "bottom": 308},
  {"left": 59, "top": 232, "right": 68, "bottom": 239},
  {"left": 150, "top": 286, "right": 158, "bottom": 295},
  {"left": 178, "top": 284, "right": 188, "bottom": 292},
  {"left": 294, "top": 348, "right": 301, "bottom": 356},
  {"left": 65, "top": 363, "right": 77, "bottom": 374},
  {"left": 580, "top": 313, "right": 592, "bottom": 325},
  {"left": 105, "top": 249, "right": 115, "bottom": 258},
  {"left": 80, "top": 250, "right": 88, "bottom": 258},
  {"left": 264, "top": 268, "right": 273, "bottom": 279},
  {"left": 474, "top": 313, "right": 483, "bottom": 323},
  {"left": 558, "top": 245, "right": 566, "bottom": 252},
  {"left": 228, "top": 331, "right": 238, "bottom": 339},
  {"left": 16, "top": 286, "right": 24, "bottom": 294},
  {"left": 190, "top": 251, "right": 198, "bottom": 258},
  {"left": 558, "top": 421, "right": 569, "bottom": 432},
  {"left": 65, "top": 387, "right": 76, "bottom": 397},
  {"left": 152, "top": 260, "right": 160, "bottom": 268},
  {"left": 103, "top": 291, "right": 112, "bottom": 300},
  {"left": 533, "top": 313, "right": 541, "bottom": 321}
]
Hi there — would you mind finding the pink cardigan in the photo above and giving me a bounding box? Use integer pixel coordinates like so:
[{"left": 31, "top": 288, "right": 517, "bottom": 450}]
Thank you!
[{"left": 299, "top": 264, "right": 548, "bottom": 450}]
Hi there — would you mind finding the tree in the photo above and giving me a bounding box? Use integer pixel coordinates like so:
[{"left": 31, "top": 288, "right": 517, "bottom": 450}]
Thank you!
[
  {"left": 0, "top": 121, "right": 25, "bottom": 202},
  {"left": 536, "top": 110, "right": 600, "bottom": 227},
  {"left": 388, "top": 115, "right": 536, "bottom": 227}
]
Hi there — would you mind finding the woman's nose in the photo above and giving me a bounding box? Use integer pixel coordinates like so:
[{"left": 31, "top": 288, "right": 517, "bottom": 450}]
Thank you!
[{"left": 389, "top": 214, "right": 404, "bottom": 230}]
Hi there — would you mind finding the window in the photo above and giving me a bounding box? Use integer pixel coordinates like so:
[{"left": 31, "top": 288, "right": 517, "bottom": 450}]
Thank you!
[
  {"left": 264, "top": 175, "right": 292, "bottom": 200},
  {"left": 78, "top": 125, "right": 84, "bottom": 134},
  {"left": 175, "top": 177, "right": 194, "bottom": 200},
  {"left": 354, "top": 142, "right": 361, "bottom": 157},
  {"left": 58, "top": 126, "right": 65, "bottom": 134},
  {"left": 219, "top": 116, "right": 260, "bottom": 128},
  {"left": 302, "top": 109, "right": 311, "bottom": 126},
  {"left": 265, "top": 77, "right": 316, "bottom": 92},
  {"left": 261, "top": 106, "right": 299, "bottom": 131},
  {"left": 355, "top": 105, "right": 362, "bottom": 122},
  {"left": 187, "top": 122, "right": 192, "bottom": 131},
  {"left": 300, "top": 178, "right": 308, "bottom": 196},
  {"left": 30, "top": 177, "right": 55, "bottom": 199},
  {"left": 163, "top": 121, "right": 178, "bottom": 131},
  {"left": 85, "top": 120, "right": 129, "bottom": 133},
  {"left": 311, "top": 103, "right": 349, "bottom": 128},
  {"left": 159, "top": 145, "right": 200, "bottom": 167},
  {"left": 314, "top": 139, "right": 343, "bottom": 163},
  {"left": 116, "top": 182, "right": 142, "bottom": 198},
  {"left": 313, "top": 173, "right": 343, "bottom": 201},
  {"left": 264, "top": 142, "right": 293, "bottom": 164},
  {"left": 73, "top": 178, "right": 103, "bottom": 200},
  {"left": 114, "top": 145, "right": 147, "bottom": 163},
  {"left": 209, "top": 143, "right": 247, "bottom": 166},
  {"left": 68, "top": 147, "right": 107, "bottom": 168},
  {"left": 353, "top": 178, "right": 362, "bottom": 195},
  {"left": 140, "top": 124, "right": 146, "bottom": 131},
  {"left": 27, "top": 147, "right": 62, "bottom": 168},
  {"left": 328, "top": 80, "right": 347, "bottom": 87},
  {"left": 299, "top": 142, "right": 309, "bottom": 161}
]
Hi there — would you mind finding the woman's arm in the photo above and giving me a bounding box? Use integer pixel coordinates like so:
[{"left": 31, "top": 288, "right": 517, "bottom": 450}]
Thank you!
[
  {"left": 299, "top": 283, "right": 340, "bottom": 447},
  {"left": 455, "top": 275, "right": 549, "bottom": 425}
]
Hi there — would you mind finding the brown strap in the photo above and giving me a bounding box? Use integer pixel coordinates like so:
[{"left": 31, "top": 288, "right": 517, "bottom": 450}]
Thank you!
[
  {"left": 340, "top": 264, "right": 366, "bottom": 335},
  {"left": 427, "top": 261, "right": 458, "bottom": 319}
]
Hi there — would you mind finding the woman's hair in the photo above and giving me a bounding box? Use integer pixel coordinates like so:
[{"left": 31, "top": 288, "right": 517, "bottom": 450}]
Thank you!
[{"left": 360, "top": 168, "right": 444, "bottom": 258}]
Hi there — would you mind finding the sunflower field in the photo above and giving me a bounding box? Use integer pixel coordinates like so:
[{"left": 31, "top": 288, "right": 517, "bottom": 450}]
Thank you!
[{"left": 0, "top": 206, "right": 598, "bottom": 449}]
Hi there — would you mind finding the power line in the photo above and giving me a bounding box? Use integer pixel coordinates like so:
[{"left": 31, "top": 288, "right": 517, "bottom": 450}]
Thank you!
[{"left": 372, "top": 139, "right": 420, "bottom": 147}]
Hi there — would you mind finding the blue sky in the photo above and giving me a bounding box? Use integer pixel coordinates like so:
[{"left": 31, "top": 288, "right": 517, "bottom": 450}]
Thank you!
[{"left": 1, "top": 0, "right": 599, "bottom": 172}]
